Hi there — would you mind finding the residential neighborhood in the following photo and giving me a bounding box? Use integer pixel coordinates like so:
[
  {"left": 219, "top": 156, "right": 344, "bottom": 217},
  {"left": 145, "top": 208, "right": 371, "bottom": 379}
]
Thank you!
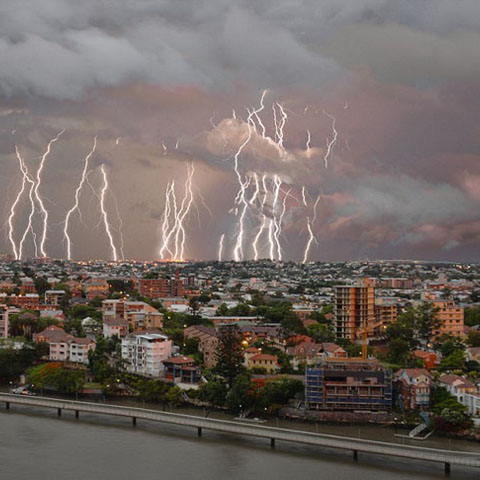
[{"left": 0, "top": 258, "right": 479, "bottom": 439}]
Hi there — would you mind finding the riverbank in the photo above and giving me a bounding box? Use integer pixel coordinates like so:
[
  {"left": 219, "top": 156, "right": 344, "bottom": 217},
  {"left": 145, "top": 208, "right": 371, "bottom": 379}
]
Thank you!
[{"left": 2, "top": 383, "right": 478, "bottom": 447}]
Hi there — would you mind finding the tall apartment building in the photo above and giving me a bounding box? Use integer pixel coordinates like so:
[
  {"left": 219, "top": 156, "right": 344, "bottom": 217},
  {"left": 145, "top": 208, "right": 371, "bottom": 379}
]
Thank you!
[
  {"left": 121, "top": 331, "right": 172, "bottom": 377},
  {"left": 334, "top": 278, "right": 375, "bottom": 340},
  {"left": 432, "top": 300, "right": 464, "bottom": 337},
  {"left": 305, "top": 358, "right": 392, "bottom": 411},
  {"left": 138, "top": 271, "right": 184, "bottom": 298},
  {"left": 0, "top": 304, "right": 8, "bottom": 338}
]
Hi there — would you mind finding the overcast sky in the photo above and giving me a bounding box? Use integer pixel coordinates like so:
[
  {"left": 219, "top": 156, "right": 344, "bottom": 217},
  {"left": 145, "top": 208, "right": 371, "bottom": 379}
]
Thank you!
[{"left": 1, "top": 1, "right": 480, "bottom": 262}]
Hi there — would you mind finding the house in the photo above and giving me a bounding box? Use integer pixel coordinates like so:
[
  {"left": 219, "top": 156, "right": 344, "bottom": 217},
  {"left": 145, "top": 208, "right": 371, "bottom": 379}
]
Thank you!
[
  {"left": 243, "top": 347, "right": 261, "bottom": 367},
  {"left": 394, "top": 368, "right": 432, "bottom": 411},
  {"left": 121, "top": 330, "right": 172, "bottom": 377},
  {"left": 466, "top": 347, "right": 480, "bottom": 363},
  {"left": 163, "top": 356, "right": 201, "bottom": 385},
  {"left": 247, "top": 353, "right": 280, "bottom": 374},
  {"left": 413, "top": 350, "right": 439, "bottom": 369},
  {"left": 438, "top": 374, "right": 477, "bottom": 403},
  {"left": 83, "top": 278, "right": 110, "bottom": 300},
  {"left": 103, "top": 318, "right": 129, "bottom": 338},
  {"left": 288, "top": 342, "right": 346, "bottom": 370}
]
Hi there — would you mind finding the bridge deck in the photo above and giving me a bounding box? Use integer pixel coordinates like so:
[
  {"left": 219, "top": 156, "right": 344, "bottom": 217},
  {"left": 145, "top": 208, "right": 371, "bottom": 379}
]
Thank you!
[{"left": 2, "top": 393, "right": 479, "bottom": 469}]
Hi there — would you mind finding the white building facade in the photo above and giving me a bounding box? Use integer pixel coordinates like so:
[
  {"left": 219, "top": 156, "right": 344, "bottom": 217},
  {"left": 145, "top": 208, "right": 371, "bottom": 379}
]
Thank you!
[{"left": 121, "top": 333, "right": 172, "bottom": 377}]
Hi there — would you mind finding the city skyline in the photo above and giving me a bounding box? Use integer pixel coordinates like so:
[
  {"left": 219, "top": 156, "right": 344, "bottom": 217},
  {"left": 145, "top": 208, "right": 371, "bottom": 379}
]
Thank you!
[{"left": 1, "top": 2, "right": 480, "bottom": 262}]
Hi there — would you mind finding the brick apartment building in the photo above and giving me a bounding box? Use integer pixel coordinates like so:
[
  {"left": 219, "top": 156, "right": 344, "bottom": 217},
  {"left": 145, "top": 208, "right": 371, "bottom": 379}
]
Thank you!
[
  {"left": 334, "top": 278, "right": 376, "bottom": 340},
  {"left": 138, "top": 271, "right": 184, "bottom": 299}
]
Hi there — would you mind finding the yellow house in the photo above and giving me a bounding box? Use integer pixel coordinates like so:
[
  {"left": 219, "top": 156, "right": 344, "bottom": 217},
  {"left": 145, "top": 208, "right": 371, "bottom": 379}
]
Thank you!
[{"left": 247, "top": 353, "right": 280, "bottom": 374}]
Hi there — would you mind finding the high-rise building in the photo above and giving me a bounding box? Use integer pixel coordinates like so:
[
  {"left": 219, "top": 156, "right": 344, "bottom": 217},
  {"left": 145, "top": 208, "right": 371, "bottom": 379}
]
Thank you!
[
  {"left": 334, "top": 278, "right": 375, "bottom": 340},
  {"left": 0, "top": 304, "right": 9, "bottom": 338}
]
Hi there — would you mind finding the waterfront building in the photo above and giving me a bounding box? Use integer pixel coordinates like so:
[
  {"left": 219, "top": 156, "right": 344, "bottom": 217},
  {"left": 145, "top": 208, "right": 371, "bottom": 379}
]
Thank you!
[
  {"left": 394, "top": 368, "right": 432, "bottom": 411},
  {"left": 121, "top": 330, "right": 172, "bottom": 377},
  {"left": 305, "top": 358, "right": 392, "bottom": 411},
  {"left": 163, "top": 356, "right": 201, "bottom": 384},
  {"left": 438, "top": 374, "right": 477, "bottom": 402}
]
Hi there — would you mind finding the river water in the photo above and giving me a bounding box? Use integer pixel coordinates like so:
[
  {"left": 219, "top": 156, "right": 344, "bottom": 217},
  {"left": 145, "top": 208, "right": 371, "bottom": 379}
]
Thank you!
[{"left": 0, "top": 403, "right": 478, "bottom": 480}]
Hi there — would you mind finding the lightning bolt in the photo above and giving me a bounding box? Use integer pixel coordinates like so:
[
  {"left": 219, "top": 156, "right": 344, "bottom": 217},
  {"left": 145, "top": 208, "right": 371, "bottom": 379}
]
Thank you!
[
  {"left": 159, "top": 180, "right": 175, "bottom": 259},
  {"left": 7, "top": 147, "right": 29, "bottom": 259},
  {"left": 35, "top": 129, "right": 65, "bottom": 258},
  {"left": 159, "top": 164, "right": 195, "bottom": 261},
  {"left": 100, "top": 164, "right": 119, "bottom": 262},
  {"left": 301, "top": 186, "right": 308, "bottom": 207},
  {"left": 252, "top": 214, "right": 267, "bottom": 261},
  {"left": 322, "top": 109, "right": 338, "bottom": 168},
  {"left": 17, "top": 147, "right": 36, "bottom": 261},
  {"left": 218, "top": 233, "right": 225, "bottom": 261},
  {"left": 63, "top": 137, "right": 97, "bottom": 260},
  {"left": 173, "top": 163, "right": 195, "bottom": 261},
  {"left": 302, "top": 195, "right": 321, "bottom": 263}
]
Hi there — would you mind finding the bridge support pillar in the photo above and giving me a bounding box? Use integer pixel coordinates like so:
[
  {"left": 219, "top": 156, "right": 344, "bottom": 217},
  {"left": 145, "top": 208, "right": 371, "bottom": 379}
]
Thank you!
[
  {"left": 353, "top": 450, "right": 358, "bottom": 461},
  {"left": 75, "top": 410, "right": 79, "bottom": 419},
  {"left": 270, "top": 438, "right": 275, "bottom": 448},
  {"left": 444, "top": 463, "right": 450, "bottom": 475},
  {"left": 198, "top": 427, "right": 202, "bottom": 437},
  {"left": 57, "top": 408, "right": 61, "bottom": 417},
  {"left": 132, "top": 417, "right": 136, "bottom": 426},
  {"left": 5, "top": 402, "right": 9, "bottom": 410}
]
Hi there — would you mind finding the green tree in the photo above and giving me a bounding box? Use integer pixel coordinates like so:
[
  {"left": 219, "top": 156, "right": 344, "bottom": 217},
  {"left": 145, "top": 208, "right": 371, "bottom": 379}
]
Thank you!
[
  {"left": 215, "top": 325, "right": 245, "bottom": 388},
  {"left": 256, "top": 377, "right": 304, "bottom": 411},
  {"left": 387, "top": 337, "right": 413, "bottom": 365},
  {"left": 439, "top": 349, "right": 465, "bottom": 371},
  {"left": 414, "top": 303, "right": 442, "bottom": 343},
  {"left": 9, "top": 312, "right": 39, "bottom": 340},
  {"left": 306, "top": 323, "right": 334, "bottom": 343},
  {"left": 198, "top": 380, "right": 228, "bottom": 406},
  {"left": 166, "top": 386, "right": 183, "bottom": 406},
  {"left": 226, "top": 374, "right": 253, "bottom": 411},
  {"left": 197, "top": 293, "right": 211, "bottom": 304},
  {"left": 188, "top": 297, "right": 201, "bottom": 322},
  {"left": 216, "top": 303, "right": 229, "bottom": 316},
  {"left": 467, "top": 330, "right": 480, "bottom": 347}
]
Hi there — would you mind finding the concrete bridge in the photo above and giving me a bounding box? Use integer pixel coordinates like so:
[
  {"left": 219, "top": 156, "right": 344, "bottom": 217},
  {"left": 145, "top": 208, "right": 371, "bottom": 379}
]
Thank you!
[{"left": 2, "top": 393, "right": 479, "bottom": 474}]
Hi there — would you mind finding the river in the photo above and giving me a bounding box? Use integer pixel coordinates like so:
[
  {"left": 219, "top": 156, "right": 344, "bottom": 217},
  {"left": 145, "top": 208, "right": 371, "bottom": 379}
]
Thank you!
[{"left": 0, "top": 403, "right": 478, "bottom": 480}]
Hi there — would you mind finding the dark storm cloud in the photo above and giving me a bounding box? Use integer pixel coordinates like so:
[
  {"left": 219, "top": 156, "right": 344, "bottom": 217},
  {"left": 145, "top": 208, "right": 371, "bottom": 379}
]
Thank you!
[
  {"left": 2, "top": 1, "right": 480, "bottom": 100},
  {"left": 1, "top": 1, "right": 480, "bottom": 261}
]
